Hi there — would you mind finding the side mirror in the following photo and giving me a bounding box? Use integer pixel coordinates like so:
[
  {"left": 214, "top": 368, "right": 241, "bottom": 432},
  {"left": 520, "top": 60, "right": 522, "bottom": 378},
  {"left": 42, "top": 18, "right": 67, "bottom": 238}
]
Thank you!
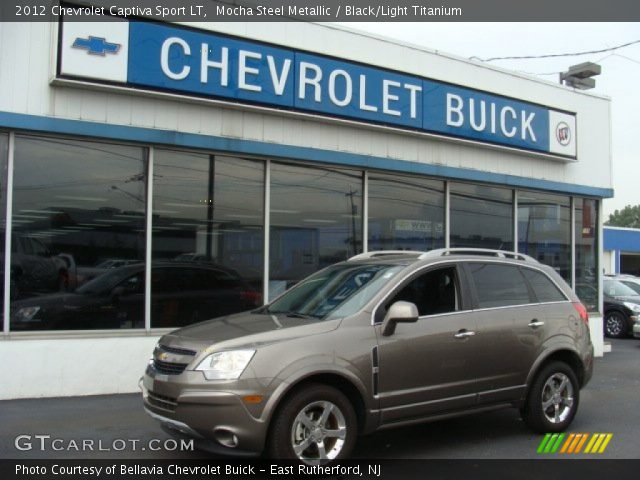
[{"left": 382, "top": 301, "right": 419, "bottom": 336}]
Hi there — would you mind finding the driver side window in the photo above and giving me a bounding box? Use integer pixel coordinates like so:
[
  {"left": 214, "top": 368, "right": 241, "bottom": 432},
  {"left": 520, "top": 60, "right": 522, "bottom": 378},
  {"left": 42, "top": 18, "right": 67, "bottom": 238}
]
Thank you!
[{"left": 389, "top": 266, "right": 459, "bottom": 317}]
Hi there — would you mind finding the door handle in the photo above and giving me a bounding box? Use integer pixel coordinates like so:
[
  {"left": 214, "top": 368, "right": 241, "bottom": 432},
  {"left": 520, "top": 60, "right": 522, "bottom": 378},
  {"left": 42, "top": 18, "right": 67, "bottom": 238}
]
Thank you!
[
  {"left": 528, "top": 320, "right": 545, "bottom": 328},
  {"left": 454, "top": 329, "right": 476, "bottom": 339}
]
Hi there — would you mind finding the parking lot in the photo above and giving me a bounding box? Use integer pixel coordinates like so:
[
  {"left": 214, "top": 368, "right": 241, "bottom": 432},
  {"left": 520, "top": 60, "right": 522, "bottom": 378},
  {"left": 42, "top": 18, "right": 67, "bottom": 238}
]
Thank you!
[{"left": 1, "top": 338, "right": 638, "bottom": 460}]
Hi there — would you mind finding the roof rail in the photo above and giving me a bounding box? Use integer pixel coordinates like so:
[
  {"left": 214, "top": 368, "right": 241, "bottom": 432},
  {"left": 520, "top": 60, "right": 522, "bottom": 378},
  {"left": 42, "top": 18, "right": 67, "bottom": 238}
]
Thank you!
[
  {"left": 421, "top": 248, "right": 538, "bottom": 262},
  {"left": 348, "top": 248, "right": 537, "bottom": 263},
  {"left": 347, "top": 250, "right": 427, "bottom": 261}
]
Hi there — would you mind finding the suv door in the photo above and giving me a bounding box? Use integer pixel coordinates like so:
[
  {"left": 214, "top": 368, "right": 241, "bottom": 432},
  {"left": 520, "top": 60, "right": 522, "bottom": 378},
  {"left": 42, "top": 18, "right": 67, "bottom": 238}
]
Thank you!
[
  {"left": 463, "top": 261, "right": 545, "bottom": 404},
  {"left": 374, "top": 263, "right": 478, "bottom": 424}
]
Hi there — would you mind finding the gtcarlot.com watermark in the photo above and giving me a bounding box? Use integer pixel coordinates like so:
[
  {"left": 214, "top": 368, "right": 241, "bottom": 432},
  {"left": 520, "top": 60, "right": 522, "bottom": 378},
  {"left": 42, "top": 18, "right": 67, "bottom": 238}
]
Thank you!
[{"left": 14, "top": 434, "right": 194, "bottom": 452}]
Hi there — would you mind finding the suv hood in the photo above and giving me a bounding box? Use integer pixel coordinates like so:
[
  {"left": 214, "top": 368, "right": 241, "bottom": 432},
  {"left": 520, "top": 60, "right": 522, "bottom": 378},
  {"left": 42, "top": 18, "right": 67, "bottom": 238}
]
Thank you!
[{"left": 160, "top": 311, "right": 340, "bottom": 352}]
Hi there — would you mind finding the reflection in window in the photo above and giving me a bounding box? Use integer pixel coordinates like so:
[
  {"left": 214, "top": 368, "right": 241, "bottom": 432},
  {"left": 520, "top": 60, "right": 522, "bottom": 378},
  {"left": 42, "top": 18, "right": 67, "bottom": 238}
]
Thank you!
[
  {"left": 10, "top": 136, "right": 146, "bottom": 330},
  {"left": 450, "top": 183, "right": 513, "bottom": 250},
  {"left": 269, "top": 163, "right": 362, "bottom": 298},
  {"left": 0, "top": 134, "right": 7, "bottom": 331},
  {"left": 151, "top": 152, "right": 264, "bottom": 327},
  {"left": 518, "top": 191, "right": 571, "bottom": 284},
  {"left": 468, "top": 263, "right": 531, "bottom": 308},
  {"left": 368, "top": 173, "right": 444, "bottom": 252},
  {"left": 575, "top": 198, "right": 598, "bottom": 311}
]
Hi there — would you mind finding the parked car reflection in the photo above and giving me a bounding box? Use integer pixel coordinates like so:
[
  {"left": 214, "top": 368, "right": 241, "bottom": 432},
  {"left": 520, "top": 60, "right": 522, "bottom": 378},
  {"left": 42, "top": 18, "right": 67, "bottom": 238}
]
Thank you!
[
  {"left": 10, "top": 234, "right": 76, "bottom": 300},
  {"left": 11, "top": 262, "right": 261, "bottom": 331}
]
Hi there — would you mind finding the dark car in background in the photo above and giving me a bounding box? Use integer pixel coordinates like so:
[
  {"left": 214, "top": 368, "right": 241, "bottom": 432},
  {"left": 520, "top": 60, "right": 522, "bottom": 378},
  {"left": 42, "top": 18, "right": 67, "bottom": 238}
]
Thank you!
[
  {"left": 10, "top": 234, "right": 76, "bottom": 299},
  {"left": 11, "top": 262, "right": 260, "bottom": 330},
  {"left": 603, "top": 278, "right": 640, "bottom": 338}
]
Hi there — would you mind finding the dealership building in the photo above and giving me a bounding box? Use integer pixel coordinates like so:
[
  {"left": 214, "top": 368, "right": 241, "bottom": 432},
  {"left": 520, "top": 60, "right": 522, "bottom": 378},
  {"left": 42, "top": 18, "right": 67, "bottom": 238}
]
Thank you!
[{"left": 0, "top": 17, "right": 612, "bottom": 398}]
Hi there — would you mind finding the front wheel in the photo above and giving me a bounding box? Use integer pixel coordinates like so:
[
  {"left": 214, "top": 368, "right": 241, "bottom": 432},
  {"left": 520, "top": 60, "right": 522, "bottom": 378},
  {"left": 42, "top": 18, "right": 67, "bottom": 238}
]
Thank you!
[
  {"left": 522, "top": 361, "right": 579, "bottom": 433},
  {"left": 604, "top": 311, "right": 627, "bottom": 338},
  {"left": 268, "top": 384, "right": 357, "bottom": 464}
]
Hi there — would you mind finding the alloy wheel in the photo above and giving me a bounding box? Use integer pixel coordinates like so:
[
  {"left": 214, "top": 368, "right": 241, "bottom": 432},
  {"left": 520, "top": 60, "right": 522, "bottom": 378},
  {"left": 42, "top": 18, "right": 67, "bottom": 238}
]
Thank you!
[
  {"left": 605, "top": 314, "right": 624, "bottom": 337},
  {"left": 541, "top": 372, "right": 575, "bottom": 424},
  {"left": 290, "top": 400, "right": 347, "bottom": 464}
]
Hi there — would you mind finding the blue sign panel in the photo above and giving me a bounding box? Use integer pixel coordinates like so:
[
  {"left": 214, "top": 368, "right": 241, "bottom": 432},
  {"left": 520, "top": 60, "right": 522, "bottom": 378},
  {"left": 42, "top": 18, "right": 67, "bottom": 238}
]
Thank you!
[
  {"left": 422, "top": 81, "right": 550, "bottom": 152},
  {"left": 59, "top": 19, "right": 577, "bottom": 158},
  {"left": 128, "top": 22, "right": 295, "bottom": 107}
]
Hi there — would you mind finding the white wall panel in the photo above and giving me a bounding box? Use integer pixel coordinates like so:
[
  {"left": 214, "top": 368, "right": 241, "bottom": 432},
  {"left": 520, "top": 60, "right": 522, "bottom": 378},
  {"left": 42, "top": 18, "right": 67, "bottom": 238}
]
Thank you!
[{"left": 0, "top": 336, "right": 160, "bottom": 399}]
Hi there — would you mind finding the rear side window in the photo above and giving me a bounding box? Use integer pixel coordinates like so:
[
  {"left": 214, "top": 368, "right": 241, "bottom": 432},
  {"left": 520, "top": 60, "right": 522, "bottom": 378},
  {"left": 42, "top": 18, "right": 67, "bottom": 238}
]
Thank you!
[
  {"left": 521, "top": 268, "right": 566, "bottom": 302},
  {"left": 468, "top": 263, "right": 532, "bottom": 308}
]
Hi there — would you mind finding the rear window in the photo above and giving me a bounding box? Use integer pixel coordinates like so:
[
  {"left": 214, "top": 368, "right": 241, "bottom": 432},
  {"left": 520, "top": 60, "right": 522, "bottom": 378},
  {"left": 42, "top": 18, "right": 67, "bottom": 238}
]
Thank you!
[
  {"left": 521, "top": 268, "right": 566, "bottom": 303},
  {"left": 468, "top": 263, "right": 532, "bottom": 308}
]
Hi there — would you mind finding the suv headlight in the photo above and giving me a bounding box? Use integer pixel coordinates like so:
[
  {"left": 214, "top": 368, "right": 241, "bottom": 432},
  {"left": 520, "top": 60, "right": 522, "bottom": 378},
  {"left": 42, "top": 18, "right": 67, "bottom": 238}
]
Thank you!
[
  {"left": 623, "top": 302, "right": 640, "bottom": 313},
  {"left": 14, "top": 306, "right": 41, "bottom": 322},
  {"left": 195, "top": 350, "right": 255, "bottom": 380}
]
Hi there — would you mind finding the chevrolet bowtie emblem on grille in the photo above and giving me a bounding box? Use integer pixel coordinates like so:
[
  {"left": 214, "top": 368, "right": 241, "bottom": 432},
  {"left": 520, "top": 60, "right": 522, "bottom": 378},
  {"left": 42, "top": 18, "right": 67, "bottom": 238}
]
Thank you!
[
  {"left": 158, "top": 352, "right": 169, "bottom": 361},
  {"left": 72, "top": 36, "right": 121, "bottom": 56}
]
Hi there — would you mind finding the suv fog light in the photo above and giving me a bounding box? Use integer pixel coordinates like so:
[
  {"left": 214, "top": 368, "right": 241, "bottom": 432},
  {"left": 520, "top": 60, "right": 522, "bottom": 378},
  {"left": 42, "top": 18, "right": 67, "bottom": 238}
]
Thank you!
[{"left": 214, "top": 428, "right": 239, "bottom": 448}]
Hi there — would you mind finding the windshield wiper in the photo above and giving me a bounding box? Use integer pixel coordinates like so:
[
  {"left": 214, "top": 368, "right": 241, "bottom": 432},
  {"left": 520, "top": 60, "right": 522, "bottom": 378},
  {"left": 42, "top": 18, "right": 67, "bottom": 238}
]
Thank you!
[{"left": 285, "top": 311, "right": 317, "bottom": 319}]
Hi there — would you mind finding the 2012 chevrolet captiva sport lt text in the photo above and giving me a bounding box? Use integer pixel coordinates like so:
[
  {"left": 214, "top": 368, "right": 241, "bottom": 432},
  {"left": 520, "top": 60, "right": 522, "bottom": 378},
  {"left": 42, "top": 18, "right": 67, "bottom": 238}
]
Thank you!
[{"left": 141, "top": 249, "right": 593, "bottom": 463}]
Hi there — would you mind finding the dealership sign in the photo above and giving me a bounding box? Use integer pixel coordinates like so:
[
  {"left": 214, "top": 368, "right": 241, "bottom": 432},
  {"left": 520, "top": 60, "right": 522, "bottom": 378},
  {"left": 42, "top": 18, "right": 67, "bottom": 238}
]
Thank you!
[{"left": 58, "top": 20, "right": 577, "bottom": 158}]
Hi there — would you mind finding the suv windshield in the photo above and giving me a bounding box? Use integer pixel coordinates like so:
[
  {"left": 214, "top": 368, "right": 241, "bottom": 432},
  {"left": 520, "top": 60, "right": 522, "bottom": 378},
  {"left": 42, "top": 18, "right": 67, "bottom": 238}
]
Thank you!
[{"left": 267, "top": 263, "right": 404, "bottom": 320}]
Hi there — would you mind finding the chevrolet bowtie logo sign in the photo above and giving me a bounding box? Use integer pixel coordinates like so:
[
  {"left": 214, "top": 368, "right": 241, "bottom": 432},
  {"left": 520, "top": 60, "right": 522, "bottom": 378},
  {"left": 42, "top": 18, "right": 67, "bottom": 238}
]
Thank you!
[{"left": 72, "top": 36, "right": 121, "bottom": 56}]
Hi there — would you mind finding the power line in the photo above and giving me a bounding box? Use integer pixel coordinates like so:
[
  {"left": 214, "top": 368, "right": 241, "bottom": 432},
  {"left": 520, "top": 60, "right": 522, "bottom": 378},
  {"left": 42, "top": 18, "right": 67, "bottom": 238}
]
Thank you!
[{"left": 473, "top": 39, "right": 640, "bottom": 62}]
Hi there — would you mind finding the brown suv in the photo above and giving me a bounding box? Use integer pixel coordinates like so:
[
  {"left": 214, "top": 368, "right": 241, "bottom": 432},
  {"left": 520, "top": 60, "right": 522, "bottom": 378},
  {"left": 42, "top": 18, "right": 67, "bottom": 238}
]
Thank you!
[{"left": 141, "top": 249, "right": 593, "bottom": 463}]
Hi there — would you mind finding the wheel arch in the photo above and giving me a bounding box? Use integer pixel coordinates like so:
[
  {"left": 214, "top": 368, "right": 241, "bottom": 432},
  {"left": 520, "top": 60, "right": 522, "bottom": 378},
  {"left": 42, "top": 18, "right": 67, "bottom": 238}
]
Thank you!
[
  {"left": 265, "top": 370, "right": 370, "bottom": 437},
  {"left": 525, "top": 348, "right": 586, "bottom": 397}
]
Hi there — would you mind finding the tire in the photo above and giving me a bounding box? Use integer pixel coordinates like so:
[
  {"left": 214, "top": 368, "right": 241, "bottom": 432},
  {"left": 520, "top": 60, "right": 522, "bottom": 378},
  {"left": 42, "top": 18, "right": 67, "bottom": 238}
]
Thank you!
[
  {"left": 604, "top": 311, "right": 627, "bottom": 338},
  {"left": 268, "top": 384, "right": 357, "bottom": 464},
  {"left": 522, "top": 361, "right": 579, "bottom": 433}
]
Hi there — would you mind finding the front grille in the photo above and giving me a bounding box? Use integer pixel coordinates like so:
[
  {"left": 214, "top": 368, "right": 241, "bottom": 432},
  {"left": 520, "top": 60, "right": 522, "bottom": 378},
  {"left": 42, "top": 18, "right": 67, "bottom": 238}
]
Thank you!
[
  {"left": 147, "top": 390, "right": 177, "bottom": 412},
  {"left": 158, "top": 344, "right": 197, "bottom": 356},
  {"left": 152, "top": 359, "right": 189, "bottom": 375}
]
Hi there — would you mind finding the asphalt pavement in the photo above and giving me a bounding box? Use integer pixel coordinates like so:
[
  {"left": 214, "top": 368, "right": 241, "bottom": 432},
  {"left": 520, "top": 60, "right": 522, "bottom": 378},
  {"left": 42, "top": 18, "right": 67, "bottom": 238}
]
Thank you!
[{"left": 1, "top": 338, "right": 638, "bottom": 460}]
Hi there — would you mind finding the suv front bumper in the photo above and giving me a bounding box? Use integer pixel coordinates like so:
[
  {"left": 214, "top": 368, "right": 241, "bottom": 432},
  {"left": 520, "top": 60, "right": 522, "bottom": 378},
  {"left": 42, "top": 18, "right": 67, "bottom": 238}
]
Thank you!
[{"left": 140, "top": 367, "right": 271, "bottom": 454}]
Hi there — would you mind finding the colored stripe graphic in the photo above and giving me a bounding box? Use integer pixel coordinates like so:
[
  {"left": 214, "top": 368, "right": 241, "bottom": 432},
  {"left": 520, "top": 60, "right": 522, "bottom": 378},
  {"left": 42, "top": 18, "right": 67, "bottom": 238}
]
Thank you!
[
  {"left": 537, "top": 433, "right": 565, "bottom": 453},
  {"left": 539, "top": 433, "right": 613, "bottom": 454}
]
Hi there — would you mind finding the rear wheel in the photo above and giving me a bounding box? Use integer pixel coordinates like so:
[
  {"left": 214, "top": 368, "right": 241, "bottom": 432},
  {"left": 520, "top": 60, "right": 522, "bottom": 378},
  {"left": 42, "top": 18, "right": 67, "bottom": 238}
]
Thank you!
[
  {"left": 522, "top": 361, "right": 579, "bottom": 433},
  {"left": 604, "top": 311, "right": 627, "bottom": 338},
  {"left": 268, "top": 384, "right": 357, "bottom": 464}
]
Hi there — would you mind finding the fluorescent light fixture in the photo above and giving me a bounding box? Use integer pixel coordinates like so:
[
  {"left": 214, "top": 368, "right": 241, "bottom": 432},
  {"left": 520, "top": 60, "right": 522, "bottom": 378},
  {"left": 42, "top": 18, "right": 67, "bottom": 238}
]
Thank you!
[
  {"left": 93, "top": 219, "right": 130, "bottom": 223},
  {"left": 152, "top": 209, "right": 179, "bottom": 215},
  {"left": 271, "top": 209, "right": 301, "bottom": 214},
  {"left": 55, "top": 195, "right": 108, "bottom": 202},
  {"left": 303, "top": 219, "right": 337, "bottom": 224},
  {"left": 13, "top": 214, "right": 48, "bottom": 219},
  {"left": 19, "top": 209, "right": 64, "bottom": 214}
]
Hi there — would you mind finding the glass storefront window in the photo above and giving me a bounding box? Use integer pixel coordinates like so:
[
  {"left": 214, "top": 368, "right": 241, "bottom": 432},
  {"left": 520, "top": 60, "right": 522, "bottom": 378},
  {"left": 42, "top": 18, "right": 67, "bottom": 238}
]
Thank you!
[
  {"left": 10, "top": 136, "right": 146, "bottom": 330},
  {"left": 368, "top": 173, "right": 445, "bottom": 252},
  {"left": 450, "top": 183, "right": 513, "bottom": 250},
  {"left": 0, "top": 133, "right": 7, "bottom": 331},
  {"left": 575, "top": 198, "right": 599, "bottom": 311},
  {"left": 518, "top": 190, "right": 571, "bottom": 283},
  {"left": 269, "top": 163, "right": 362, "bottom": 298},
  {"left": 151, "top": 152, "right": 264, "bottom": 328}
]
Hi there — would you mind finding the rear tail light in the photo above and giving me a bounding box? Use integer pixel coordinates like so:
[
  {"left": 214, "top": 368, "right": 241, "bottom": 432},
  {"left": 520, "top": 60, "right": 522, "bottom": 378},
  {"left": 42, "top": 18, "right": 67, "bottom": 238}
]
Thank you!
[
  {"left": 572, "top": 302, "right": 589, "bottom": 326},
  {"left": 241, "top": 290, "right": 262, "bottom": 306}
]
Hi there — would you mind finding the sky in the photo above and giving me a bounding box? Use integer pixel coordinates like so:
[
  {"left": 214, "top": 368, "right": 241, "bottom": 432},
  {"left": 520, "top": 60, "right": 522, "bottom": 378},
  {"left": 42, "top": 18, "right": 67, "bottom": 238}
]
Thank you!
[{"left": 340, "top": 22, "right": 640, "bottom": 218}]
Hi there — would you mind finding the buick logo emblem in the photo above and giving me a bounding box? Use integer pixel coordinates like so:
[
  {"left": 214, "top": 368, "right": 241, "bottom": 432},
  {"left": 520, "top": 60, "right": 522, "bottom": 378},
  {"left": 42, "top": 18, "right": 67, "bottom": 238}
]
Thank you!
[{"left": 556, "top": 122, "right": 571, "bottom": 146}]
